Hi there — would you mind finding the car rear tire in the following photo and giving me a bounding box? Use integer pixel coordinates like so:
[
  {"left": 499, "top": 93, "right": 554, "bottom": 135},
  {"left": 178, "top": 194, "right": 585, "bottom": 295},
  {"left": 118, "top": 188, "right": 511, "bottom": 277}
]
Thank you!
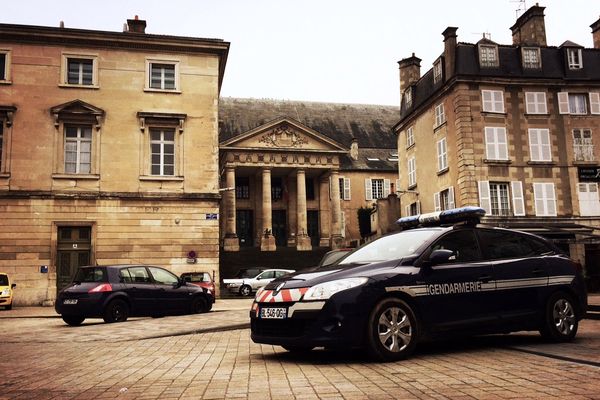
[
  {"left": 539, "top": 291, "right": 578, "bottom": 342},
  {"left": 62, "top": 315, "right": 85, "bottom": 326},
  {"left": 103, "top": 299, "right": 129, "bottom": 323},
  {"left": 6, "top": 303, "right": 12, "bottom": 310},
  {"left": 239, "top": 285, "right": 252, "bottom": 297},
  {"left": 366, "top": 298, "right": 419, "bottom": 362},
  {"left": 191, "top": 296, "right": 210, "bottom": 314}
]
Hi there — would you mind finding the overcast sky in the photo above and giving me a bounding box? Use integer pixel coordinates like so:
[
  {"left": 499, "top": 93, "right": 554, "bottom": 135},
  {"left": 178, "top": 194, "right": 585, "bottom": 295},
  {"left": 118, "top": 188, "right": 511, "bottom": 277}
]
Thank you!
[{"left": 4, "top": 0, "right": 599, "bottom": 105}]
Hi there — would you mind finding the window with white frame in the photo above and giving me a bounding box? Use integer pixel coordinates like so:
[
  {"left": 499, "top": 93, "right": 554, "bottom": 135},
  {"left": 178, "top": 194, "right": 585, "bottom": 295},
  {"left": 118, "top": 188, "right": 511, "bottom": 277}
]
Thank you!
[
  {"left": 0, "top": 50, "right": 10, "bottom": 82},
  {"left": 147, "top": 60, "right": 178, "bottom": 91},
  {"left": 433, "top": 60, "right": 442, "bottom": 84},
  {"left": 478, "top": 180, "right": 525, "bottom": 216},
  {"left": 573, "top": 128, "right": 594, "bottom": 162},
  {"left": 406, "top": 201, "right": 420, "bottom": 216},
  {"left": 150, "top": 128, "right": 175, "bottom": 176},
  {"left": 406, "top": 126, "right": 414, "bottom": 148},
  {"left": 437, "top": 137, "right": 448, "bottom": 171},
  {"left": 533, "top": 182, "right": 557, "bottom": 216},
  {"left": 434, "top": 103, "right": 445, "bottom": 127},
  {"left": 558, "top": 92, "right": 600, "bottom": 115},
  {"left": 338, "top": 177, "right": 351, "bottom": 200},
  {"left": 567, "top": 48, "right": 583, "bottom": 69},
  {"left": 481, "top": 90, "right": 504, "bottom": 113},
  {"left": 489, "top": 182, "right": 511, "bottom": 216},
  {"left": 569, "top": 93, "right": 587, "bottom": 114},
  {"left": 364, "top": 178, "right": 390, "bottom": 200},
  {"left": 522, "top": 47, "right": 541, "bottom": 69},
  {"left": 578, "top": 183, "right": 600, "bottom": 216},
  {"left": 404, "top": 88, "right": 412, "bottom": 107},
  {"left": 525, "top": 92, "right": 547, "bottom": 114},
  {"left": 485, "top": 127, "right": 508, "bottom": 160},
  {"left": 529, "top": 128, "right": 552, "bottom": 162},
  {"left": 64, "top": 125, "right": 92, "bottom": 174},
  {"left": 407, "top": 157, "right": 416, "bottom": 187},
  {"left": 61, "top": 54, "right": 97, "bottom": 87},
  {"left": 479, "top": 44, "right": 498, "bottom": 67},
  {"left": 372, "top": 179, "right": 384, "bottom": 199},
  {"left": 434, "top": 187, "right": 455, "bottom": 211}
]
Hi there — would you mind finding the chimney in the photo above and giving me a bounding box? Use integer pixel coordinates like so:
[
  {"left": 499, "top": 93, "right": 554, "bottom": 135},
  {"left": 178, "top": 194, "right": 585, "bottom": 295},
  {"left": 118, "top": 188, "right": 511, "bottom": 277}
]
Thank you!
[
  {"left": 398, "top": 53, "right": 421, "bottom": 99},
  {"left": 442, "top": 27, "right": 458, "bottom": 80},
  {"left": 510, "top": 3, "right": 547, "bottom": 46},
  {"left": 350, "top": 138, "right": 359, "bottom": 161},
  {"left": 591, "top": 16, "right": 600, "bottom": 49},
  {"left": 126, "top": 15, "right": 146, "bottom": 33}
]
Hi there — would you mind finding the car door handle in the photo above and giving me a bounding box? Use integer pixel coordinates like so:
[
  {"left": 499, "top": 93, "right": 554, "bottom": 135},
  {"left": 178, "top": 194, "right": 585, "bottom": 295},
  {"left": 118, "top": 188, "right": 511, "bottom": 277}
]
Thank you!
[{"left": 478, "top": 275, "right": 492, "bottom": 283}]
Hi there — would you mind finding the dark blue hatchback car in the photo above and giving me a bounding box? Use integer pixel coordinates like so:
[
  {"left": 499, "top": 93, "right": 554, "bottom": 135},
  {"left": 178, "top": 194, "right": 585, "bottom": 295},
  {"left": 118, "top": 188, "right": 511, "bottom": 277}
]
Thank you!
[
  {"left": 56, "top": 265, "right": 214, "bottom": 326},
  {"left": 250, "top": 207, "right": 587, "bottom": 361}
]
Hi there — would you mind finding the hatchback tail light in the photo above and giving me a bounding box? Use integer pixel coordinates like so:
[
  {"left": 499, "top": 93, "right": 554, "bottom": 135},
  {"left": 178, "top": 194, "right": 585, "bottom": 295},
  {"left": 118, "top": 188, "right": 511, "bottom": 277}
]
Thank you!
[{"left": 88, "top": 283, "right": 113, "bottom": 293}]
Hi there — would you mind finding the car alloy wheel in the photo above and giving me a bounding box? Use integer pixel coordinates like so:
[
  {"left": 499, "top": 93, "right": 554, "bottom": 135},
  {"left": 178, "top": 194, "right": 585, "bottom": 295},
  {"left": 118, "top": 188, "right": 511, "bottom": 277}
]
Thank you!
[
  {"left": 191, "top": 296, "right": 209, "bottom": 314},
  {"left": 239, "top": 285, "right": 252, "bottom": 297},
  {"left": 540, "top": 292, "right": 578, "bottom": 342},
  {"left": 103, "top": 299, "right": 129, "bottom": 323},
  {"left": 367, "top": 298, "right": 419, "bottom": 361}
]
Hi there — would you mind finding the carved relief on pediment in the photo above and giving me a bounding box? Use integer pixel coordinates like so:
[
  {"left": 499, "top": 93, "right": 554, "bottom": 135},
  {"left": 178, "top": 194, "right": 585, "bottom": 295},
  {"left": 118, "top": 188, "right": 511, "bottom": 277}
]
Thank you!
[{"left": 259, "top": 123, "right": 308, "bottom": 148}]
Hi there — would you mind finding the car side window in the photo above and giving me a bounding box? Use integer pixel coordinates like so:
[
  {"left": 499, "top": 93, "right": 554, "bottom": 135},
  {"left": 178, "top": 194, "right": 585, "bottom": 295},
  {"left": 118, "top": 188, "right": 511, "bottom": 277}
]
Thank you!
[
  {"left": 128, "top": 267, "right": 151, "bottom": 284},
  {"left": 478, "top": 230, "right": 539, "bottom": 259},
  {"left": 119, "top": 268, "right": 133, "bottom": 283},
  {"left": 275, "top": 271, "right": 288, "bottom": 278},
  {"left": 258, "top": 271, "right": 275, "bottom": 280},
  {"left": 149, "top": 267, "right": 179, "bottom": 285},
  {"left": 430, "top": 230, "right": 481, "bottom": 262}
]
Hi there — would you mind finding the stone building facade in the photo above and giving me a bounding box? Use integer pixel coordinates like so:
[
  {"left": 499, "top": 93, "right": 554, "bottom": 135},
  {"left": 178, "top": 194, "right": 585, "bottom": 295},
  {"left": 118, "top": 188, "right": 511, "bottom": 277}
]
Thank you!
[
  {"left": 394, "top": 5, "right": 600, "bottom": 286},
  {"left": 0, "top": 19, "right": 229, "bottom": 304}
]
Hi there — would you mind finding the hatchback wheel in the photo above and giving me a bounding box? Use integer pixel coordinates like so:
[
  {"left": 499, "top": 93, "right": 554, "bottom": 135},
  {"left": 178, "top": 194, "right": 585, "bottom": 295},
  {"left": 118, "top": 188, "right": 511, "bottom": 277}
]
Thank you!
[
  {"left": 191, "top": 296, "right": 209, "bottom": 314},
  {"left": 366, "top": 298, "right": 419, "bottom": 362},
  {"left": 103, "top": 299, "right": 129, "bottom": 323},
  {"left": 62, "top": 315, "right": 85, "bottom": 326},
  {"left": 540, "top": 292, "right": 578, "bottom": 342},
  {"left": 239, "top": 285, "right": 252, "bottom": 297}
]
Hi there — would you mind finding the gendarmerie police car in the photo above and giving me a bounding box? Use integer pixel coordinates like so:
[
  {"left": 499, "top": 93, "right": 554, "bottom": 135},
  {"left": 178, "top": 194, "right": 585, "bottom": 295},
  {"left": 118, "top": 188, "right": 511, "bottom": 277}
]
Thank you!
[{"left": 250, "top": 207, "right": 587, "bottom": 361}]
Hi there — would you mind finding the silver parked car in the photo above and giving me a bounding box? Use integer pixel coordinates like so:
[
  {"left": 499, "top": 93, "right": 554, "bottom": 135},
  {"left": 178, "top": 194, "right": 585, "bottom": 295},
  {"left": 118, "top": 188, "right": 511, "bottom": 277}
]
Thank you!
[{"left": 223, "top": 268, "right": 295, "bottom": 296}]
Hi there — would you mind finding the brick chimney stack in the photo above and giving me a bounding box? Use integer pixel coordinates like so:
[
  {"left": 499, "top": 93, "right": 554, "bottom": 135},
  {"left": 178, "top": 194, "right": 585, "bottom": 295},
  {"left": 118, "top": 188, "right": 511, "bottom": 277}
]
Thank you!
[
  {"left": 442, "top": 27, "right": 458, "bottom": 80},
  {"left": 510, "top": 3, "right": 547, "bottom": 46},
  {"left": 398, "top": 53, "right": 421, "bottom": 100},
  {"left": 126, "top": 15, "right": 146, "bottom": 33},
  {"left": 591, "top": 16, "right": 600, "bottom": 49}
]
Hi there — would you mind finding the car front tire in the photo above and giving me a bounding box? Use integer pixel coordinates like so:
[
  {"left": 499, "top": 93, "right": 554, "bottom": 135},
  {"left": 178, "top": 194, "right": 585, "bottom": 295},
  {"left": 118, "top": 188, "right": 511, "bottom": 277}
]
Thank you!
[
  {"left": 239, "top": 285, "right": 252, "bottom": 297},
  {"left": 191, "top": 296, "right": 210, "bottom": 314},
  {"left": 62, "top": 315, "right": 85, "bottom": 326},
  {"left": 366, "top": 298, "right": 419, "bottom": 362},
  {"left": 103, "top": 299, "right": 129, "bottom": 323},
  {"left": 540, "top": 291, "right": 578, "bottom": 342}
]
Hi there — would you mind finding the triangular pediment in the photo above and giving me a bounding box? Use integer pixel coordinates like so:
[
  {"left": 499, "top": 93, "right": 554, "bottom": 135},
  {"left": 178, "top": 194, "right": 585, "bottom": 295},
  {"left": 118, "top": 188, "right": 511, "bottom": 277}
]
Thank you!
[
  {"left": 220, "top": 117, "right": 347, "bottom": 152},
  {"left": 50, "top": 99, "right": 105, "bottom": 116}
]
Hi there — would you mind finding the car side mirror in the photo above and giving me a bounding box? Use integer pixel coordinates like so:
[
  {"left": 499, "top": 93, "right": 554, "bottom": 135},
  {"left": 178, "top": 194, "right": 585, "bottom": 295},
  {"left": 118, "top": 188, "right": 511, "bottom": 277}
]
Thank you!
[
  {"left": 428, "top": 249, "right": 456, "bottom": 265},
  {"left": 11, "top": 283, "right": 16, "bottom": 289}
]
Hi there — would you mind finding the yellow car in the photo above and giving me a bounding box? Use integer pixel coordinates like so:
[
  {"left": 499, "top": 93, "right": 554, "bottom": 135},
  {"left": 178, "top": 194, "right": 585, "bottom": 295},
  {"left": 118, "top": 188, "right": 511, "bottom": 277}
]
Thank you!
[{"left": 0, "top": 272, "right": 16, "bottom": 310}]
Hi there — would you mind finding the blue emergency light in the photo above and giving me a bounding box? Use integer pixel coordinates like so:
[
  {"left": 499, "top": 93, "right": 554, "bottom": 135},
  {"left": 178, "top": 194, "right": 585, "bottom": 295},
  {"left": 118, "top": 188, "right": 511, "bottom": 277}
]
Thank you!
[{"left": 396, "top": 206, "right": 486, "bottom": 229}]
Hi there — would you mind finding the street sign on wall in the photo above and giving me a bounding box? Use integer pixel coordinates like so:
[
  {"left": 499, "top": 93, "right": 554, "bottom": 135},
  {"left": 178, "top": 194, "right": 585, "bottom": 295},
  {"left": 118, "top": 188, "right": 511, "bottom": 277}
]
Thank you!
[{"left": 578, "top": 167, "right": 600, "bottom": 182}]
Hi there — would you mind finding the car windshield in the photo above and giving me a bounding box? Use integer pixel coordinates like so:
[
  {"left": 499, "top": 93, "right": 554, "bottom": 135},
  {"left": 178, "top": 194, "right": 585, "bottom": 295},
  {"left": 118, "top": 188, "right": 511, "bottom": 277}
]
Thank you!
[
  {"left": 182, "top": 273, "right": 211, "bottom": 283},
  {"left": 74, "top": 267, "right": 107, "bottom": 283},
  {"left": 340, "top": 229, "right": 439, "bottom": 264},
  {"left": 235, "top": 269, "right": 262, "bottom": 278},
  {"left": 0, "top": 274, "right": 8, "bottom": 286}
]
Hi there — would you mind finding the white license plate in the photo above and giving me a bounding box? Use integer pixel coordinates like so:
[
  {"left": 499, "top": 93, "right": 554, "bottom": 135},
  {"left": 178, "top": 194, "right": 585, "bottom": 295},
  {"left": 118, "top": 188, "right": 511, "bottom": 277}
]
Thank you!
[
  {"left": 63, "top": 299, "right": 78, "bottom": 305},
  {"left": 260, "top": 307, "right": 287, "bottom": 319}
]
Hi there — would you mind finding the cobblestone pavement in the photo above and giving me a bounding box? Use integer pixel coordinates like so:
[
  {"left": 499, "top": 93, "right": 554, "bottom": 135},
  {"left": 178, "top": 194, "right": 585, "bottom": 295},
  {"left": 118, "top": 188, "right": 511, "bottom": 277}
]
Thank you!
[{"left": 1, "top": 297, "right": 599, "bottom": 400}]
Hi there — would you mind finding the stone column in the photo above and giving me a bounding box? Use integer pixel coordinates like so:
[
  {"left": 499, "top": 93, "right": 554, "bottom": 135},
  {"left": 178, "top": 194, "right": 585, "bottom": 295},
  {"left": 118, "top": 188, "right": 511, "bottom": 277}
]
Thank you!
[
  {"left": 318, "top": 176, "right": 331, "bottom": 247},
  {"left": 330, "top": 170, "right": 343, "bottom": 249},
  {"left": 296, "top": 169, "right": 312, "bottom": 251},
  {"left": 260, "top": 168, "right": 276, "bottom": 251},
  {"left": 223, "top": 167, "right": 239, "bottom": 251}
]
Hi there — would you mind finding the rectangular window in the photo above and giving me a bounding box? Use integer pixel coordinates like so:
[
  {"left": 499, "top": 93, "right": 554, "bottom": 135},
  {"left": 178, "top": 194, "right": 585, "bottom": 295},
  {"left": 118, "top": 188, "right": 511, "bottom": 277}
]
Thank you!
[
  {"left": 573, "top": 129, "right": 594, "bottom": 162},
  {"left": 569, "top": 94, "right": 588, "bottom": 114},
  {"left": 479, "top": 44, "right": 498, "bottom": 67},
  {"left": 0, "top": 123, "right": 3, "bottom": 170},
  {"left": 404, "top": 88, "right": 412, "bottom": 107},
  {"left": 64, "top": 126, "right": 92, "bottom": 174},
  {"left": 67, "top": 58, "right": 93, "bottom": 85},
  {"left": 406, "top": 126, "right": 414, "bottom": 148},
  {"left": 489, "top": 182, "right": 511, "bottom": 216},
  {"left": 149, "top": 62, "right": 177, "bottom": 90},
  {"left": 371, "top": 179, "right": 384, "bottom": 199},
  {"left": 408, "top": 157, "right": 416, "bottom": 187},
  {"left": 0, "top": 51, "right": 8, "bottom": 82},
  {"left": 409, "top": 201, "right": 420, "bottom": 216},
  {"left": 150, "top": 128, "right": 175, "bottom": 176},
  {"left": 338, "top": 177, "right": 351, "bottom": 201},
  {"left": 485, "top": 127, "right": 508, "bottom": 160},
  {"left": 433, "top": 60, "right": 442, "bottom": 84},
  {"left": 525, "top": 92, "right": 547, "bottom": 114},
  {"left": 533, "top": 182, "right": 557, "bottom": 216},
  {"left": 271, "top": 177, "right": 283, "bottom": 201},
  {"left": 434, "top": 103, "right": 445, "bottom": 127},
  {"left": 529, "top": 128, "right": 552, "bottom": 162},
  {"left": 482, "top": 90, "right": 504, "bottom": 113},
  {"left": 522, "top": 47, "right": 541, "bottom": 69},
  {"left": 567, "top": 48, "right": 583, "bottom": 69},
  {"left": 235, "top": 177, "right": 249, "bottom": 199},
  {"left": 438, "top": 187, "right": 455, "bottom": 211},
  {"left": 437, "top": 137, "right": 448, "bottom": 171}
]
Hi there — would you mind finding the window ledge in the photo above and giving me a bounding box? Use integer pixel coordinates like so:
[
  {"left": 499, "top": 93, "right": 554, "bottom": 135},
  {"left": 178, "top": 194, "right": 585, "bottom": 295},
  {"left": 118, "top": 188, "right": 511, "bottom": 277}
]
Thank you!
[
  {"left": 143, "top": 88, "right": 182, "bottom": 94},
  {"left": 483, "top": 159, "right": 512, "bottom": 165},
  {"left": 481, "top": 112, "right": 507, "bottom": 117},
  {"left": 527, "top": 161, "right": 555, "bottom": 166},
  {"left": 524, "top": 113, "right": 550, "bottom": 117},
  {"left": 433, "top": 121, "right": 447, "bottom": 132},
  {"left": 0, "top": 173, "right": 10, "bottom": 178},
  {"left": 58, "top": 84, "right": 100, "bottom": 90},
  {"left": 0, "top": 80, "right": 12, "bottom": 85},
  {"left": 408, "top": 183, "right": 417, "bottom": 190},
  {"left": 437, "top": 167, "right": 449, "bottom": 176},
  {"left": 52, "top": 173, "right": 100, "bottom": 180},
  {"left": 139, "top": 175, "right": 184, "bottom": 182},
  {"left": 573, "top": 161, "right": 597, "bottom": 166}
]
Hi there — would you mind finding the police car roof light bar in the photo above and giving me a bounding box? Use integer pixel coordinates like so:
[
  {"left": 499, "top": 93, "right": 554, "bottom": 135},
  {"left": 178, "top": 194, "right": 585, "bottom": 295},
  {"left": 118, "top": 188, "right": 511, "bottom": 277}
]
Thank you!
[{"left": 396, "top": 206, "right": 486, "bottom": 229}]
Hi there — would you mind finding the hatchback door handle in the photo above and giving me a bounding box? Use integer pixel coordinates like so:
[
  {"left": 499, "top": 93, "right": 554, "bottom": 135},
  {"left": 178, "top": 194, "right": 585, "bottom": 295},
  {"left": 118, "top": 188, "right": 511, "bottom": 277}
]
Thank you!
[{"left": 478, "top": 275, "right": 492, "bottom": 283}]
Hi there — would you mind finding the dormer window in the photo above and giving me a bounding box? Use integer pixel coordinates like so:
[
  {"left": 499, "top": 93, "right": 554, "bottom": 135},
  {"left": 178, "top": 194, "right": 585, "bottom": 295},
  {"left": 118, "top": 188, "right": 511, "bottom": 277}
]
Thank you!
[
  {"left": 567, "top": 48, "right": 583, "bottom": 69},
  {"left": 404, "top": 88, "right": 412, "bottom": 107},
  {"left": 522, "top": 47, "right": 541, "bottom": 69},
  {"left": 479, "top": 44, "right": 498, "bottom": 67},
  {"left": 433, "top": 59, "right": 443, "bottom": 84}
]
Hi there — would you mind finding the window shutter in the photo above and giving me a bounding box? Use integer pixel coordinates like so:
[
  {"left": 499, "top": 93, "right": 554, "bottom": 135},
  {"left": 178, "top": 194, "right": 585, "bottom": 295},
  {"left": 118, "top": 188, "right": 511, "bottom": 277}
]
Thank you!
[
  {"left": 525, "top": 92, "right": 535, "bottom": 114},
  {"left": 396, "top": 179, "right": 400, "bottom": 194},
  {"left": 434, "top": 192, "right": 441, "bottom": 212},
  {"left": 558, "top": 92, "right": 569, "bottom": 114},
  {"left": 546, "top": 183, "right": 557, "bottom": 216},
  {"left": 344, "top": 177, "right": 351, "bottom": 200},
  {"left": 448, "top": 186, "right": 455, "bottom": 209},
  {"left": 537, "top": 92, "right": 548, "bottom": 114},
  {"left": 383, "top": 179, "right": 391, "bottom": 197},
  {"left": 511, "top": 181, "right": 525, "bottom": 216},
  {"left": 482, "top": 90, "right": 492, "bottom": 112},
  {"left": 498, "top": 127, "right": 508, "bottom": 160},
  {"left": 416, "top": 201, "right": 421, "bottom": 214},
  {"left": 590, "top": 92, "right": 600, "bottom": 115},
  {"left": 533, "top": 183, "right": 544, "bottom": 216},
  {"left": 405, "top": 205, "right": 411, "bottom": 216},
  {"left": 478, "top": 181, "right": 491, "bottom": 213},
  {"left": 365, "top": 178, "right": 372, "bottom": 201}
]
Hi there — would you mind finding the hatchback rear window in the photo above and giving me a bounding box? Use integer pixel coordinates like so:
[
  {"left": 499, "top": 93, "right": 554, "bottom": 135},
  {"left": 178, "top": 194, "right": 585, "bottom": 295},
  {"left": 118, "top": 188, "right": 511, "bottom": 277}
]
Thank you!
[
  {"left": 182, "top": 273, "right": 211, "bottom": 283},
  {"left": 74, "top": 268, "right": 107, "bottom": 283}
]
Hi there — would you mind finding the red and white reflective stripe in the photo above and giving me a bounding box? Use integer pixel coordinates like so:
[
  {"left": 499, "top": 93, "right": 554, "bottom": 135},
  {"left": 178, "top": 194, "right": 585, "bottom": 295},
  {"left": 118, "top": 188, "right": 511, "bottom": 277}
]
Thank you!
[{"left": 255, "top": 287, "right": 309, "bottom": 303}]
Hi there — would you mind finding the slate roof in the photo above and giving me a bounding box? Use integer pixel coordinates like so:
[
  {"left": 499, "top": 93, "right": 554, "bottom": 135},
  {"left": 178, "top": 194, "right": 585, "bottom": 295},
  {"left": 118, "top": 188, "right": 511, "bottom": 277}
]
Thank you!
[
  {"left": 219, "top": 97, "right": 399, "bottom": 149},
  {"left": 341, "top": 148, "right": 398, "bottom": 171}
]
